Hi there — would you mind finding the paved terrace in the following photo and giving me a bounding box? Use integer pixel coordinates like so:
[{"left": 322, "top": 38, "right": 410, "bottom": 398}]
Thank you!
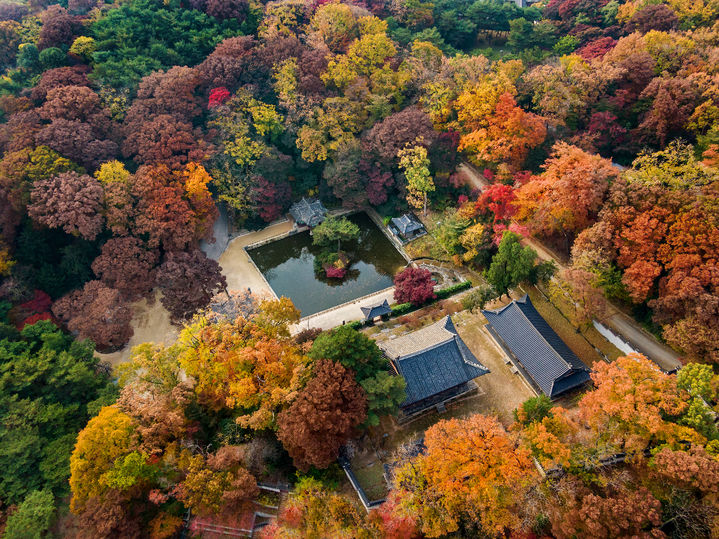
[
  {"left": 218, "top": 219, "right": 293, "bottom": 297},
  {"left": 291, "top": 287, "right": 397, "bottom": 334}
]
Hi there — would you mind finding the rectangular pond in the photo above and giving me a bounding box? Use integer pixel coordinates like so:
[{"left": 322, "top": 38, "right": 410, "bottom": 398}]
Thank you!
[{"left": 247, "top": 212, "right": 406, "bottom": 317}]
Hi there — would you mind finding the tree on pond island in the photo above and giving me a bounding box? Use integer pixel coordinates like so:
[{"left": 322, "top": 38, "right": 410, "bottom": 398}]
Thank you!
[
  {"left": 311, "top": 216, "right": 360, "bottom": 252},
  {"left": 312, "top": 216, "right": 360, "bottom": 279}
]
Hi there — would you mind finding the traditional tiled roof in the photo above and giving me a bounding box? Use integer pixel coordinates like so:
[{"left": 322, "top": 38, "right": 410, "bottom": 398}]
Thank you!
[
  {"left": 483, "top": 295, "right": 591, "bottom": 398},
  {"left": 289, "top": 198, "right": 327, "bottom": 227},
  {"left": 360, "top": 299, "right": 391, "bottom": 320},
  {"left": 391, "top": 214, "right": 424, "bottom": 236},
  {"left": 379, "top": 316, "right": 489, "bottom": 408}
]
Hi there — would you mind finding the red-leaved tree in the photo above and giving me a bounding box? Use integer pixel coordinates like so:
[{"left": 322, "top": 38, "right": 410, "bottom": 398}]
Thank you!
[
  {"left": 394, "top": 267, "right": 436, "bottom": 306},
  {"left": 28, "top": 171, "right": 105, "bottom": 240},
  {"left": 156, "top": 250, "right": 227, "bottom": 320},
  {"left": 277, "top": 360, "right": 367, "bottom": 470},
  {"left": 52, "top": 280, "right": 133, "bottom": 350},
  {"left": 92, "top": 237, "right": 159, "bottom": 301}
]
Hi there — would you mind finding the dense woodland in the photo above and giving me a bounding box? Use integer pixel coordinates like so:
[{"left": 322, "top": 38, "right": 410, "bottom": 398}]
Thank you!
[{"left": 0, "top": 0, "right": 718, "bottom": 536}]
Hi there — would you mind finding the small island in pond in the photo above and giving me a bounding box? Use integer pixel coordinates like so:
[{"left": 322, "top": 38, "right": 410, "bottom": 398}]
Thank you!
[{"left": 311, "top": 216, "right": 360, "bottom": 280}]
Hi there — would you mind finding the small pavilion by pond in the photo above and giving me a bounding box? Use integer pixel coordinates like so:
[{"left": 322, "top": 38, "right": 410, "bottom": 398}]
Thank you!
[
  {"left": 379, "top": 316, "right": 489, "bottom": 416},
  {"left": 360, "top": 299, "right": 391, "bottom": 323},
  {"left": 289, "top": 198, "right": 327, "bottom": 227},
  {"left": 389, "top": 213, "right": 426, "bottom": 243},
  {"left": 483, "top": 295, "right": 592, "bottom": 399}
]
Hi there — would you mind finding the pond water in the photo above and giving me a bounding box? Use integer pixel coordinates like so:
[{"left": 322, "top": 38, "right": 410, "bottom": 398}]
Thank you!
[{"left": 247, "top": 212, "right": 406, "bottom": 317}]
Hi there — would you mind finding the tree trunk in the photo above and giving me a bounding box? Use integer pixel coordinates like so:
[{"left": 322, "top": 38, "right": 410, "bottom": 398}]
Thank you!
[{"left": 423, "top": 192, "right": 427, "bottom": 216}]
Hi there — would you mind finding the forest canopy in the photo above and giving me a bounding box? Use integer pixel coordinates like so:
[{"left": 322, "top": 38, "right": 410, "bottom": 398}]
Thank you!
[{"left": 1, "top": 0, "right": 718, "bottom": 535}]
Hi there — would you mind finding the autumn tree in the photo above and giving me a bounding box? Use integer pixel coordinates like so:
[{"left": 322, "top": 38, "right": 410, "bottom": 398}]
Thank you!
[
  {"left": 38, "top": 5, "right": 79, "bottom": 50},
  {"left": 637, "top": 76, "right": 700, "bottom": 147},
  {"left": 277, "top": 360, "right": 367, "bottom": 470},
  {"left": 176, "top": 447, "right": 258, "bottom": 517},
  {"left": 261, "top": 477, "right": 372, "bottom": 538},
  {"left": 394, "top": 267, "right": 436, "bottom": 306},
  {"left": 579, "top": 354, "right": 691, "bottom": 452},
  {"left": 394, "top": 414, "right": 537, "bottom": 537},
  {"left": 28, "top": 171, "right": 105, "bottom": 241},
  {"left": 156, "top": 250, "right": 226, "bottom": 320},
  {"left": 132, "top": 163, "right": 218, "bottom": 251},
  {"left": 398, "top": 143, "right": 434, "bottom": 215},
  {"left": 571, "top": 143, "right": 719, "bottom": 362},
  {"left": 514, "top": 143, "right": 619, "bottom": 249},
  {"left": 69, "top": 406, "right": 136, "bottom": 513},
  {"left": 197, "top": 35, "right": 259, "bottom": 90},
  {"left": 309, "top": 325, "right": 407, "bottom": 426},
  {"left": 52, "top": 280, "right": 133, "bottom": 351},
  {"left": 91, "top": 238, "right": 159, "bottom": 301},
  {"left": 177, "top": 309, "right": 308, "bottom": 429},
  {"left": 459, "top": 92, "right": 546, "bottom": 171},
  {"left": 32, "top": 67, "right": 84, "bottom": 103},
  {"left": 312, "top": 216, "right": 360, "bottom": 252},
  {"left": 548, "top": 267, "right": 609, "bottom": 327},
  {"left": 308, "top": 2, "right": 359, "bottom": 52},
  {"left": 548, "top": 478, "right": 665, "bottom": 539},
  {"left": 121, "top": 66, "right": 210, "bottom": 166},
  {"left": 363, "top": 107, "right": 436, "bottom": 167}
]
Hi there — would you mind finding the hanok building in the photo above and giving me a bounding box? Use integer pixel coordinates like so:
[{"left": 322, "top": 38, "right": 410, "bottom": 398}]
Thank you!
[
  {"left": 360, "top": 299, "right": 391, "bottom": 323},
  {"left": 289, "top": 197, "right": 328, "bottom": 228},
  {"left": 483, "top": 295, "right": 591, "bottom": 399},
  {"left": 379, "top": 316, "right": 489, "bottom": 416},
  {"left": 389, "top": 213, "right": 426, "bottom": 243}
]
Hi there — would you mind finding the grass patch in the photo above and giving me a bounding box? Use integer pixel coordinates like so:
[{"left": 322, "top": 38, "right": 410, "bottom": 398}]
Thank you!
[
  {"left": 351, "top": 460, "right": 388, "bottom": 501},
  {"left": 538, "top": 283, "right": 623, "bottom": 362},
  {"left": 524, "top": 286, "right": 606, "bottom": 368},
  {"left": 404, "top": 234, "right": 447, "bottom": 260}
]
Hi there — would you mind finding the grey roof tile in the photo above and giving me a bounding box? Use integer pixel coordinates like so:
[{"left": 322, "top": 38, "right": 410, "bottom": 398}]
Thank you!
[
  {"left": 379, "top": 316, "right": 489, "bottom": 407},
  {"left": 390, "top": 214, "right": 424, "bottom": 235},
  {"left": 483, "top": 295, "right": 591, "bottom": 397},
  {"left": 360, "top": 299, "right": 391, "bottom": 319},
  {"left": 289, "top": 198, "right": 327, "bottom": 227}
]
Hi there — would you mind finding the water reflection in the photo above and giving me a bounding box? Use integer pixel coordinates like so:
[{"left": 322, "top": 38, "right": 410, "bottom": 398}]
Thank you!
[{"left": 248, "top": 213, "right": 406, "bottom": 316}]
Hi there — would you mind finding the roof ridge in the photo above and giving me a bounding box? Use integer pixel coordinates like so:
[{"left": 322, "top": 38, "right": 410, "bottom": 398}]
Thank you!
[
  {"left": 453, "top": 334, "right": 486, "bottom": 371},
  {"left": 396, "top": 335, "right": 455, "bottom": 361},
  {"left": 512, "top": 298, "right": 573, "bottom": 374}
]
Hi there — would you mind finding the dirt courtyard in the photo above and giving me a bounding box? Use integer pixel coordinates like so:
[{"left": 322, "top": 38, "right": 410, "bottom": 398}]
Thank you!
[
  {"left": 96, "top": 221, "right": 293, "bottom": 367},
  {"left": 95, "top": 291, "right": 179, "bottom": 366}
]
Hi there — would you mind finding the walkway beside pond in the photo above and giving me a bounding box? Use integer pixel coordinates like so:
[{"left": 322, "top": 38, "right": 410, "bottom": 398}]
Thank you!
[
  {"left": 291, "top": 287, "right": 396, "bottom": 334},
  {"left": 218, "top": 220, "right": 293, "bottom": 298}
]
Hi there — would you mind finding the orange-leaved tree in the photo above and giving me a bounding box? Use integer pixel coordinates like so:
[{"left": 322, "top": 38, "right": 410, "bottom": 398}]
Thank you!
[
  {"left": 393, "top": 414, "right": 537, "bottom": 537},
  {"left": 178, "top": 298, "right": 307, "bottom": 429},
  {"left": 578, "top": 354, "right": 695, "bottom": 452}
]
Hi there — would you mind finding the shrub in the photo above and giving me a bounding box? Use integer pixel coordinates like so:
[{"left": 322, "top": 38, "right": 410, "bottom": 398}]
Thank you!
[
  {"left": 294, "top": 327, "right": 323, "bottom": 345},
  {"left": 434, "top": 280, "right": 471, "bottom": 299},
  {"left": 461, "top": 284, "right": 498, "bottom": 312},
  {"left": 391, "top": 302, "right": 414, "bottom": 317},
  {"left": 347, "top": 320, "right": 364, "bottom": 330},
  {"left": 514, "top": 395, "right": 554, "bottom": 426}
]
